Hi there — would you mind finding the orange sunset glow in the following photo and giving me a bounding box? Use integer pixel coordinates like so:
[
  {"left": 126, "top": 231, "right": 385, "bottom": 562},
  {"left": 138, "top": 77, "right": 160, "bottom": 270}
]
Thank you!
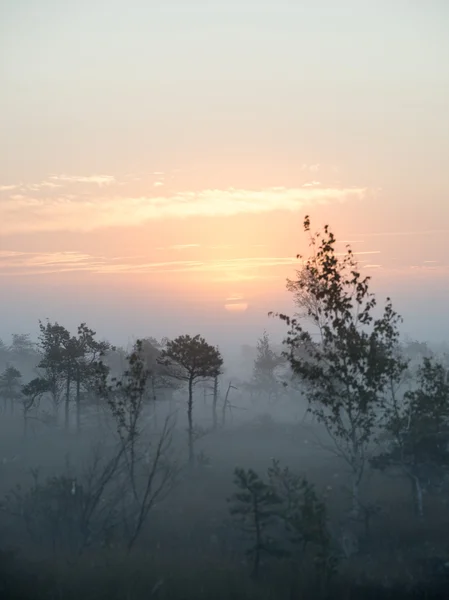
[{"left": 1, "top": 1, "right": 448, "bottom": 351}]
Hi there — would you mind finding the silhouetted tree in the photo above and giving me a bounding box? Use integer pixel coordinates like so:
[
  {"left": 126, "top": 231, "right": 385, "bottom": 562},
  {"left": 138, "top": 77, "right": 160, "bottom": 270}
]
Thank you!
[
  {"left": 9, "top": 333, "right": 36, "bottom": 358},
  {"left": 9, "top": 333, "right": 39, "bottom": 379},
  {"left": 100, "top": 340, "right": 149, "bottom": 499},
  {"left": 98, "top": 340, "right": 177, "bottom": 550},
  {"left": 267, "top": 459, "right": 337, "bottom": 595},
  {"left": 139, "top": 337, "right": 181, "bottom": 425},
  {"left": 0, "top": 365, "right": 22, "bottom": 415},
  {"left": 212, "top": 374, "right": 219, "bottom": 430},
  {"left": 21, "top": 377, "right": 51, "bottom": 436},
  {"left": 271, "top": 216, "right": 406, "bottom": 517},
  {"left": 36, "top": 320, "right": 71, "bottom": 421},
  {"left": 372, "top": 357, "right": 449, "bottom": 517},
  {"left": 37, "top": 320, "right": 113, "bottom": 432},
  {"left": 252, "top": 330, "right": 284, "bottom": 402},
  {"left": 0, "top": 338, "right": 9, "bottom": 371},
  {"left": 69, "top": 323, "right": 113, "bottom": 433},
  {"left": 228, "top": 467, "right": 284, "bottom": 578},
  {"left": 159, "top": 334, "right": 223, "bottom": 465}
]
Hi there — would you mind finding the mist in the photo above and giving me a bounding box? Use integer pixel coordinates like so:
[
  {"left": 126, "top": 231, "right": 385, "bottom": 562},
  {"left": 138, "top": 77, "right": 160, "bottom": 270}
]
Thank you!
[{"left": 1, "top": 226, "right": 449, "bottom": 600}]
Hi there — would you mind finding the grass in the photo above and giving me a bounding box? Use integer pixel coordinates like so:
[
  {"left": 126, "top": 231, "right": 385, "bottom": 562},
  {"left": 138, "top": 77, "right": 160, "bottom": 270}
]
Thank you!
[{"left": 1, "top": 414, "right": 449, "bottom": 599}]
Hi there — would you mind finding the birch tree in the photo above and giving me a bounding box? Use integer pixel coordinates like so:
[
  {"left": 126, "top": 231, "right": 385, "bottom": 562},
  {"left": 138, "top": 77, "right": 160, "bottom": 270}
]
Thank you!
[{"left": 271, "top": 216, "right": 406, "bottom": 518}]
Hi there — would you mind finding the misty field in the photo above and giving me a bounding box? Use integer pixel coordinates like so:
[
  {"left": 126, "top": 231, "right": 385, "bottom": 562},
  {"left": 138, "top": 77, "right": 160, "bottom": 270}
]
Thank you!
[{"left": 0, "top": 392, "right": 448, "bottom": 600}]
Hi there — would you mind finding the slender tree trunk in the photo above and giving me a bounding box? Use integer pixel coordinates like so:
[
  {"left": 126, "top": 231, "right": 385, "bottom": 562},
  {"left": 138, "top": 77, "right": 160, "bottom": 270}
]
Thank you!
[
  {"left": 52, "top": 388, "right": 59, "bottom": 424},
  {"left": 187, "top": 376, "right": 194, "bottom": 466},
  {"left": 23, "top": 411, "right": 28, "bottom": 437},
  {"left": 351, "top": 473, "right": 361, "bottom": 519},
  {"left": 221, "top": 381, "right": 233, "bottom": 429},
  {"left": 65, "top": 373, "right": 71, "bottom": 431},
  {"left": 95, "top": 393, "right": 102, "bottom": 427},
  {"left": 212, "top": 375, "right": 218, "bottom": 430},
  {"left": 151, "top": 377, "right": 158, "bottom": 429},
  {"left": 76, "top": 368, "right": 81, "bottom": 434}
]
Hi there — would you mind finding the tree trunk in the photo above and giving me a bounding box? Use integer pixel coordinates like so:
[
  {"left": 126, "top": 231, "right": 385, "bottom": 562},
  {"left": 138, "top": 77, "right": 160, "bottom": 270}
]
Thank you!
[
  {"left": 188, "top": 376, "right": 194, "bottom": 466},
  {"left": 95, "top": 393, "right": 102, "bottom": 427},
  {"left": 65, "top": 374, "right": 71, "bottom": 431},
  {"left": 52, "top": 389, "right": 59, "bottom": 423},
  {"left": 76, "top": 368, "right": 81, "bottom": 434},
  {"left": 212, "top": 375, "right": 218, "bottom": 430},
  {"left": 151, "top": 377, "right": 158, "bottom": 429},
  {"left": 221, "top": 381, "right": 233, "bottom": 429},
  {"left": 351, "top": 469, "right": 361, "bottom": 519}
]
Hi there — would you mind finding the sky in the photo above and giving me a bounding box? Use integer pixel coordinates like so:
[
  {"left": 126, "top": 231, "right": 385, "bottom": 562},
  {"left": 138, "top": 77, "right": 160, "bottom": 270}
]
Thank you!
[{"left": 1, "top": 0, "right": 449, "bottom": 354}]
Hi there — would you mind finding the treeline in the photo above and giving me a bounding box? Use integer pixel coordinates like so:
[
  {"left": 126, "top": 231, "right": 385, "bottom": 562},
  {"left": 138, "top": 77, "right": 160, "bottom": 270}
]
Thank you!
[{"left": 0, "top": 216, "right": 449, "bottom": 599}]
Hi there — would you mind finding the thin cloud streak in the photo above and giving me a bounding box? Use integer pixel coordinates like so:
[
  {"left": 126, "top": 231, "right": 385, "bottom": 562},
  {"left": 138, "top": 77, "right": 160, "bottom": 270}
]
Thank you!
[
  {"left": 349, "top": 229, "right": 449, "bottom": 238},
  {"left": 0, "top": 184, "right": 20, "bottom": 191},
  {"left": 0, "top": 251, "right": 311, "bottom": 277},
  {"left": 0, "top": 185, "right": 368, "bottom": 234},
  {"left": 0, "top": 248, "right": 383, "bottom": 277},
  {"left": 3, "top": 250, "right": 446, "bottom": 283},
  {"left": 49, "top": 174, "right": 116, "bottom": 186}
]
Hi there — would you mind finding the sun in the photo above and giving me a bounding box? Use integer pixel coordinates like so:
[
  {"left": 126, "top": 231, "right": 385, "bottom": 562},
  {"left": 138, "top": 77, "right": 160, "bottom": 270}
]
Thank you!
[{"left": 224, "top": 295, "right": 248, "bottom": 312}]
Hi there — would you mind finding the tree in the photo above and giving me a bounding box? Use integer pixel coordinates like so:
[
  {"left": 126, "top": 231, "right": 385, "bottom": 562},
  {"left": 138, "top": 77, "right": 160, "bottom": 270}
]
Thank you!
[
  {"left": 8, "top": 333, "right": 39, "bottom": 379},
  {"left": 159, "top": 334, "right": 223, "bottom": 466},
  {"left": 9, "top": 333, "right": 36, "bottom": 359},
  {"left": 36, "top": 320, "right": 113, "bottom": 432},
  {"left": 139, "top": 337, "right": 181, "bottom": 425},
  {"left": 68, "top": 323, "right": 113, "bottom": 433},
  {"left": 0, "top": 365, "right": 22, "bottom": 415},
  {"left": 372, "top": 357, "right": 449, "bottom": 517},
  {"left": 267, "top": 460, "right": 337, "bottom": 594},
  {"left": 221, "top": 380, "right": 238, "bottom": 428},
  {"left": 21, "top": 377, "right": 51, "bottom": 436},
  {"left": 36, "top": 320, "right": 71, "bottom": 421},
  {"left": 212, "top": 374, "right": 219, "bottom": 430},
  {"left": 271, "top": 216, "right": 406, "bottom": 518},
  {"left": 286, "top": 266, "right": 327, "bottom": 327},
  {"left": 228, "top": 467, "right": 284, "bottom": 578},
  {"left": 97, "top": 340, "right": 177, "bottom": 551},
  {"left": 102, "top": 345, "right": 128, "bottom": 379},
  {"left": 100, "top": 340, "right": 148, "bottom": 500},
  {"left": 228, "top": 460, "right": 336, "bottom": 588},
  {"left": 0, "top": 338, "right": 9, "bottom": 371},
  {"left": 252, "top": 330, "right": 284, "bottom": 402}
]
